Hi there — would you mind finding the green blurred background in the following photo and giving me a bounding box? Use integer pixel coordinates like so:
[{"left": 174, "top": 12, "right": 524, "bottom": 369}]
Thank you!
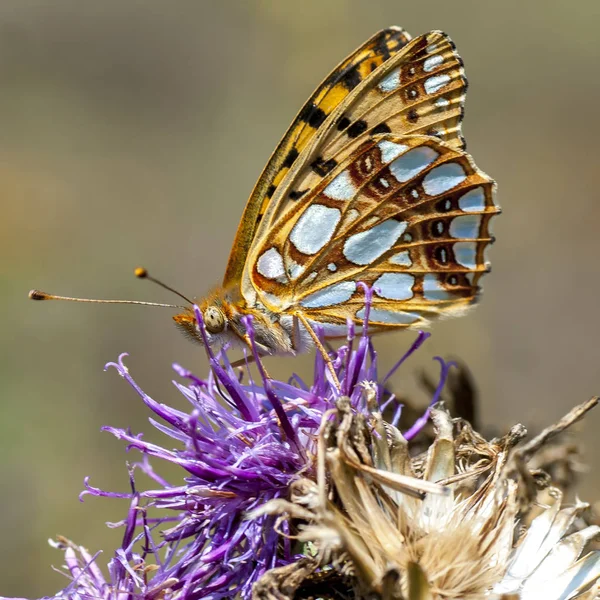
[{"left": 2, "top": 0, "right": 600, "bottom": 595}]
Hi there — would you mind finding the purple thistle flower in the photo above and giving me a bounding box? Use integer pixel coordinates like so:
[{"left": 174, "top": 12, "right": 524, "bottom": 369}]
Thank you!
[{"left": 11, "top": 294, "right": 451, "bottom": 600}]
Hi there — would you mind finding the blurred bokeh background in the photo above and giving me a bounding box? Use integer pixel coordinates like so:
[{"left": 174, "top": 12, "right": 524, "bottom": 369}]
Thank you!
[{"left": 2, "top": 0, "right": 600, "bottom": 595}]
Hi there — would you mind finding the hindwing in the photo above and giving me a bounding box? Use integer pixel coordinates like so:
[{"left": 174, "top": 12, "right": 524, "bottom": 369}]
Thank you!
[{"left": 249, "top": 133, "right": 498, "bottom": 330}]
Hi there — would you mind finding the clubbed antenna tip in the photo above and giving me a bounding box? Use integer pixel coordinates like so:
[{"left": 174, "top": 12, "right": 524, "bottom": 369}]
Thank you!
[{"left": 29, "top": 289, "right": 49, "bottom": 300}]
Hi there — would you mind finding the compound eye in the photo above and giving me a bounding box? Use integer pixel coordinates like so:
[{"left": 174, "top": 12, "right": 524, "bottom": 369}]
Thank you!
[{"left": 203, "top": 306, "right": 225, "bottom": 334}]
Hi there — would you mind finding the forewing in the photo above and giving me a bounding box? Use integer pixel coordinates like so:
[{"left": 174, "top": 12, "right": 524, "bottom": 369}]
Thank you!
[
  {"left": 250, "top": 133, "right": 499, "bottom": 332},
  {"left": 254, "top": 30, "right": 469, "bottom": 236},
  {"left": 222, "top": 27, "right": 412, "bottom": 287}
]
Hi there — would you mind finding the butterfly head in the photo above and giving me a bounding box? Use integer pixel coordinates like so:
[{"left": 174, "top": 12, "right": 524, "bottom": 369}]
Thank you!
[
  {"left": 172, "top": 289, "right": 295, "bottom": 357},
  {"left": 173, "top": 291, "right": 238, "bottom": 349}
]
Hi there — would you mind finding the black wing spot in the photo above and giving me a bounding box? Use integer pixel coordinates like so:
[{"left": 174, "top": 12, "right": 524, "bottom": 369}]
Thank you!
[
  {"left": 283, "top": 147, "right": 299, "bottom": 168},
  {"left": 347, "top": 120, "right": 368, "bottom": 139},
  {"left": 298, "top": 103, "right": 327, "bottom": 128},
  {"left": 434, "top": 246, "right": 449, "bottom": 265},
  {"left": 435, "top": 198, "right": 453, "bottom": 213},
  {"left": 340, "top": 64, "right": 361, "bottom": 90},
  {"left": 266, "top": 184, "right": 276, "bottom": 198},
  {"left": 311, "top": 157, "right": 337, "bottom": 177},
  {"left": 371, "top": 122, "right": 391, "bottom": 135},
  {"left": 289, "top": 189, "right": 308, "bottom": 200},
  {"left": 373, "top": 35, "right": 392, "bottom": 61},
  {"left": 337, "top": 116, "right": 351, "bottom": 131},
  {"left": 407, "top": 108, "right": 419, "bottom": 123}
]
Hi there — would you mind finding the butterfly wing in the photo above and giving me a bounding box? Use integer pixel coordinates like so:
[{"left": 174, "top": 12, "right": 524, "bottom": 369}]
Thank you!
[
  {"left": 242, "top": 30, "right": 499, "bottom": 330},
  {"left": 249, "top": 132, "right": 498, "bottom": 333},
  {"left": 222, "top": 27, "right": 412, "bottom": 287}
]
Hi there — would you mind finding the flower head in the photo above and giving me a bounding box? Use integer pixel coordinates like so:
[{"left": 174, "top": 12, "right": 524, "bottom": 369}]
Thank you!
[{"left": 28, "top": 295, "right": 442, "bottom": 600}]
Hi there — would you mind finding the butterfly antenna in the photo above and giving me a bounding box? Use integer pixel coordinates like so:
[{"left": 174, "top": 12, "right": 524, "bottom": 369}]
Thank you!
[
  {"left": 134, "top": 267, "right": 194, "bottom": 305},
  {"left": 28, "top": 289, "right": 183, "bottom": 309}
]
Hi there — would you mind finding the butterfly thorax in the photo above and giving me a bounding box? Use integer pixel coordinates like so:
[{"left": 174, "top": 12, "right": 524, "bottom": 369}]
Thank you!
[{"left": 173, "top": 286, "right": 304, "bottom": 356}]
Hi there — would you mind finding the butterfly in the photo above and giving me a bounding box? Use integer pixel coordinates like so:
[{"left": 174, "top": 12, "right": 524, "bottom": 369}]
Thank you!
[
  {"left": 173, "top": 27, "right": 498, "bottom": 362},
  {"left": 31, "top": 27, "right": 499, "bottom": 384}
]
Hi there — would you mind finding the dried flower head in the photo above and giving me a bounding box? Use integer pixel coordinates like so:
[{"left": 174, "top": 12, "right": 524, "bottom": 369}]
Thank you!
[{"left": 254, "top": 394, "right": 600, "bottom": 599}]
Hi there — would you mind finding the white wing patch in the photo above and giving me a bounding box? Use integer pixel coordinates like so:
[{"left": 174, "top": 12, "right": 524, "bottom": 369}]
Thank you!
[
  {"left": 300, "top": 281, "right": 356, "bottom": 308},
  {"left": 343, "top": 219, "right": 407, "bottom": 266},
  {"left": 459, "top": 187, "right": 486, "bottom": 212},
  {"left": 422, "top": 162, "right": 466, "bottom": 195},
  {"left": 357, "top": 307, "right": 421, "bottom": 325},
  {"left": 424, "top": 73, "right": 451, "bottom": 94},
  {"left": 389, "top": 146, "right": 439, "bottom": 182},
  {"left": 287, "top": 259, "right": 305, "bottom": 280},
  {"left": 374, "top": 273, "right": 414, "bottom": 300},
  {"left": 450, "top": 214, "right": 482, "bottom": 239},
  {"left": 423, "top": 273, "right": 452, "bottom": 301},
  {"left": 323, "top": 170, "right": 357, "bottom": 201},
  {"left": 257, "top": 248, "right": 285, "bottom": 280},
  {"left": 453, "top": 241, "right": 477, "bottom": 268},
  {"left": 378, "top": 140, "right": 409, "bottom": 163},
  {"left": 423, "top": 54, "right": 444, "bottom": 72},
  {"left": 290, "top": 204, "right": 341, "bottom": 255},
  {"left": 389, "top": 250, "right": 412, "bottom": 266},
  {"left": 378, "top": 68, "right": 401, "bottom": 93}
]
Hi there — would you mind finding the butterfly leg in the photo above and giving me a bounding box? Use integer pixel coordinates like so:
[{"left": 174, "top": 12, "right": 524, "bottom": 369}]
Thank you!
[
  {"left": 239, "top": 334, "right": 273, "bottom": 380},
  {"left": 294, "top": 312, "right": 341, "bottom": 390},
  {"left": 229, "top": 354, "right": 256, "bottom": 369},
  {"left": 291, "top": 314, "right": 303, "bottom": 353}
]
